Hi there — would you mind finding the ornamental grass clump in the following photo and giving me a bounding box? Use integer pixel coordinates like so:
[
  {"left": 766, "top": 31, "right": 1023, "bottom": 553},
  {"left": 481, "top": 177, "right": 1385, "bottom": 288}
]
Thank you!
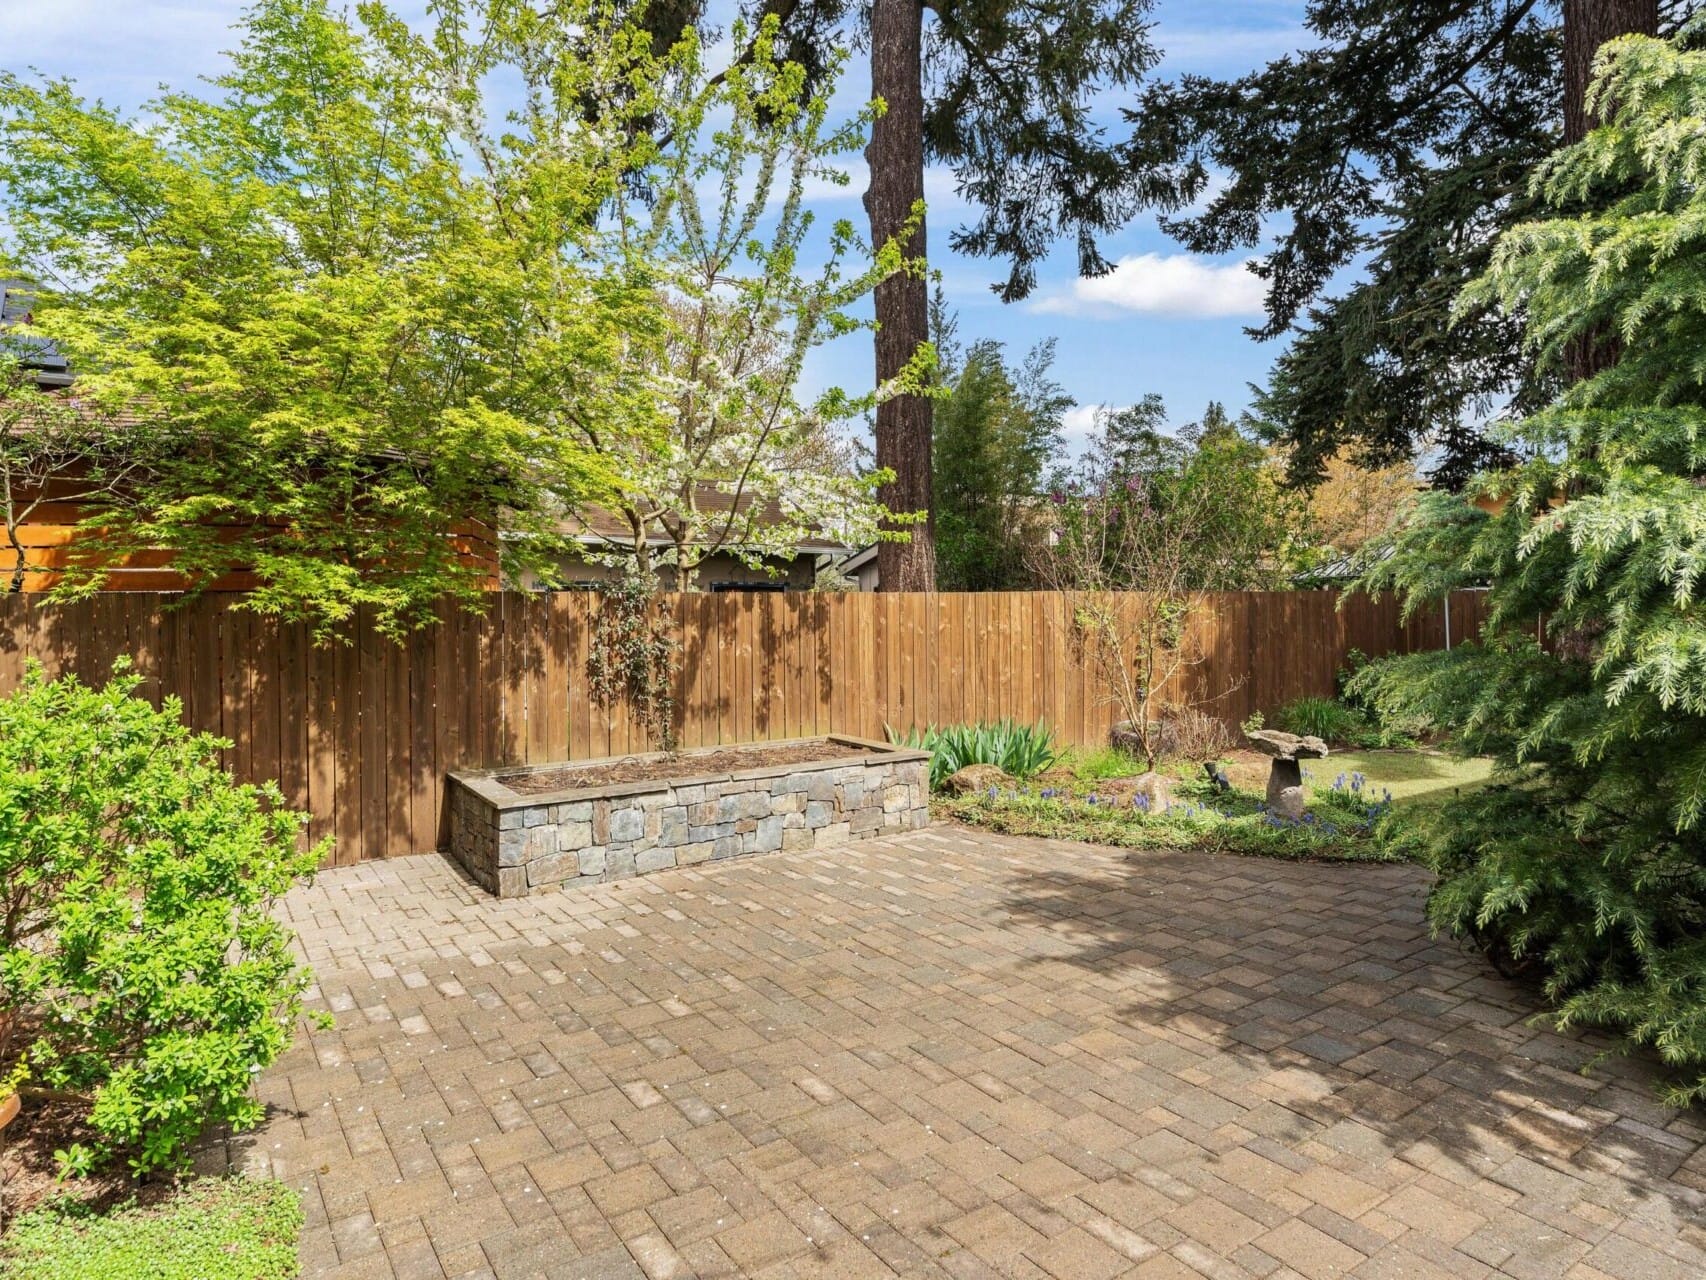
[
  {"left": 887, "top": 719, "right": 1060, "bottom": 790},
  {"left": 0, "top": 662, "right": 327, "bottom": 1173}
]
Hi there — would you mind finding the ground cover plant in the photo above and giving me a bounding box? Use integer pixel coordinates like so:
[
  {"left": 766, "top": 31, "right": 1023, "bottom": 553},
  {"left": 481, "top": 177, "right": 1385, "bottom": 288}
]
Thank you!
[
  {"left": 0, "top": 1177, "right": 301, "bottom": 1280},
  {"left": 938, "top": 766, "right": 1403, "bottom": 862},
  {"left": 0, "top": 662, "right": 325, "bottom": 1173}
]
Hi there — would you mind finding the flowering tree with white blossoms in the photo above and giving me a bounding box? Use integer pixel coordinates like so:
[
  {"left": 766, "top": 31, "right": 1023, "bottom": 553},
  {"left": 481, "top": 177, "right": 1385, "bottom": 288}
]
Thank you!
[
  {"left": 601, "top": 19, "right": 928, "bottom": 588},
  {"left": 415, "top": 5, "right": 929, "bottom": 589}
]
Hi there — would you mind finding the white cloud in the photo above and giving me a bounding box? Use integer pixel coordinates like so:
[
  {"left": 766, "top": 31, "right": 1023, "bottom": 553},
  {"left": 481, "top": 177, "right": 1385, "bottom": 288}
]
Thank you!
[
  {"left": 1032, "top": 253, "right": 1266, "bottom": 318},
  {"left": 1061, "top": 404, "right": 1111, "bottom": 440}
]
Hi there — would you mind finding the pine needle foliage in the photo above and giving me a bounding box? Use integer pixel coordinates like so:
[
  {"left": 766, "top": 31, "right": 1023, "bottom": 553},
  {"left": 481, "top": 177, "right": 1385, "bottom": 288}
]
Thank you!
[{"left": 1352, "top": 30, "right": 1706, "bottom": 1102}]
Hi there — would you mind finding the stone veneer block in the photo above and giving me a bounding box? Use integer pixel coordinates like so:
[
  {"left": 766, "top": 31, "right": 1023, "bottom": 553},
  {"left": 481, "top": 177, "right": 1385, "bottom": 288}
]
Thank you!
[{"left": 447, "top": 736, "right": 931, "bottom": 898}]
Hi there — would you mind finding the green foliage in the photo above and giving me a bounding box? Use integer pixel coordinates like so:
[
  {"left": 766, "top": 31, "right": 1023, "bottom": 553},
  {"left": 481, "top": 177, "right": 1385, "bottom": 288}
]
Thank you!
[
  {"left": 1353, "top": 30, "right": 1706, "bottom": 1103},
  {"left": 939, "top": 771, "right": 1403, "bottom": 863},
  {"left": 0, "top": 1177, "right": 302, "bottom": 1280},
  {"left": 887, "top": 720, "right": 1061, "bottom": 790},
  {"left": 0, "top": 0, "right": 917, "bottom": 633},
  {"left": 1272, "top": 696, "right": 1362, "bottom": 745},
  {"left": 1272, "top": 690, "right": 1418, "bottom": 751},
  {"left": 1131, "top": 0, "right": 1566, "bottom": 487},
  {"left": 930, "top": 300, "right": 1069, "bottom": 591},
  {"left": 1042, "top": 400, "right": 1305, "bottom": 593},
  {"left": 0, "top": 663, "right": 324, "bottom": 1171},
  {"left": 1061, "top": 745, "right": 1149, "bottom": 782}
]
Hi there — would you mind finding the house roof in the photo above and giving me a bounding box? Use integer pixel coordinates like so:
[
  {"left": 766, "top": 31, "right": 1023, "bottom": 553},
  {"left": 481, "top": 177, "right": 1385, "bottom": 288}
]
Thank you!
[
  {"left": 1, "top": 281, "right": 72, "bottom": 388},
  {"left": 554, "top": 483, "right": 848, "bottom": 556}
]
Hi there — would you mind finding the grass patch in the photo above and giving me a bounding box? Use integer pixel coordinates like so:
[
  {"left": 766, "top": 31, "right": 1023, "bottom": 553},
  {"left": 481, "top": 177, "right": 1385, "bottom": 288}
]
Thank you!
[
  {"left": 1055, "top": 745, "right": 1148, "bottom": 782},
  {"left": 1220, "top": 748, "right": 1493, "bottom": 805},
  {"left": 1, "top": 1177, "right": 301, "bottom": 1280}
]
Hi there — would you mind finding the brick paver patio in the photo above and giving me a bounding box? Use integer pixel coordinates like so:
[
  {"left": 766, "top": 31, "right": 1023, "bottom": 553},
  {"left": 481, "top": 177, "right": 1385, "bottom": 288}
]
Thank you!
[{"left": 245, "top": 826, "right": 1706, "bottom": 1279}]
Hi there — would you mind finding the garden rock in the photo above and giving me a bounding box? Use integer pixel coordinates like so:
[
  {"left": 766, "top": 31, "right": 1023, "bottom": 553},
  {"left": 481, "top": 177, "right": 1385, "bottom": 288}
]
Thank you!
[
  {"left": 1097, "top": 771, "right": 1173, "bottom": 812},
  {"left": 1245, "top": 729, "right": 1328, "bottom": 821},
  {"left": 943, "top": 764, "right": 1016, "bottom": 796}
]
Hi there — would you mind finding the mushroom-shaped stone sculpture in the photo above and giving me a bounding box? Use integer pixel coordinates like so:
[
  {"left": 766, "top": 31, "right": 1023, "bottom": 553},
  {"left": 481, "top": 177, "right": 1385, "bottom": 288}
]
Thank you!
[{"left": 1245, "top": 729, "right": 1329, "bottom": 821}]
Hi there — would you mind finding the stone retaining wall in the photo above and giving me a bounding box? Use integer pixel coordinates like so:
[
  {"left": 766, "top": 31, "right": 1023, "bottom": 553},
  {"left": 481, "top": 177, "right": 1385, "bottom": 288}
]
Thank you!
[{"left": 448, "top": 736, "right": 931, "bottom": 898}]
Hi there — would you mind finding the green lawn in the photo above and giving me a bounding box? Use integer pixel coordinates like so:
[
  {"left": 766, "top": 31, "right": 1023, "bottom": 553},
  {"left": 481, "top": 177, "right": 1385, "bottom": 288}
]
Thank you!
[
  {"left": 1260, "top": 748, "right": 1494, "bottom": 805},
  {"left": 0, "top": 1177, "right": 301, "bottom": 1280}
]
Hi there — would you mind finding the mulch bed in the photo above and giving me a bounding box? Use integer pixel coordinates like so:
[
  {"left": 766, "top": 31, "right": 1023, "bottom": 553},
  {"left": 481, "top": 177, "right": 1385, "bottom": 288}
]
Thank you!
[
  {"left": 0, "top": 1099, "right": 176, "bottom": 1226},
  {"left": 499, "top": 739, "right": 879, "bottom": 794}
]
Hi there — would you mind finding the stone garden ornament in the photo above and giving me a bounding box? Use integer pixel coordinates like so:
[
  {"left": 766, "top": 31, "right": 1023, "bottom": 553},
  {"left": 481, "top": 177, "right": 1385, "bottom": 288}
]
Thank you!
[{"left": 1244, "top": 729, "right": 1329, "bottom": 822}]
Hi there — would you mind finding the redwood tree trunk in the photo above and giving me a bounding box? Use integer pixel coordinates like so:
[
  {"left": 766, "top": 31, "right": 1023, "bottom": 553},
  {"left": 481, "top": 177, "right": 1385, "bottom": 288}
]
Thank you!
[
  {"left": 1562, "top": 0, "right": 1657, "bottom": 383},
  {"left": 865, "top": 0, "right": 935, "bottom": 592},
  {"left": 1563, "top": 0, "right": 1657, "bottom": 144}
]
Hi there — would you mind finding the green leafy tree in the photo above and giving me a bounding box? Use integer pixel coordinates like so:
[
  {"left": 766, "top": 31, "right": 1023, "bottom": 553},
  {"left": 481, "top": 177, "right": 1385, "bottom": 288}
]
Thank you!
[
  {"left": 1134, "top": 0, "right": 1671, "bottom": 489},
  {"left": 1049, "top": 399, "right": 1303, "bottom": 594},
  {"left": 391, "top": 5, "right": 921, "bottom": 593},
  {"left": 1033, "top": 401, "right": 1302, "bottom": 767},
  {"left": 0, "top": 662, "right": 325, "bottom": 1172},
  {"left": 0, "top": 0, "right": 617, "bottom": 637},
  {"left": 931, "top": 311, "right": 1068, "bottom": 590},
  {"left": 1352, "top": 29, "right": 1706, "bottom": 1101},
  {"left": 0, "top": 0, "right": 918, "bottom": 634}
]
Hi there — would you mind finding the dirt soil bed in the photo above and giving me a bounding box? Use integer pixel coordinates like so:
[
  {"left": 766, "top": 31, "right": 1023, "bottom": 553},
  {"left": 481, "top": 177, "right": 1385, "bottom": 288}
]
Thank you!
[
  {"left": 0, "top": 1099, "right": 178, "bottom": 1223},
  {"left": 498, "top": 739, "right": 880, "bottom": 795}
]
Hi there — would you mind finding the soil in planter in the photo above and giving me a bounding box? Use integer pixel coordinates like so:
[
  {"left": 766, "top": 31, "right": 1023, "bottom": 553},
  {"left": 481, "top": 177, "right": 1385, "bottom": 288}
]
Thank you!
[{"left": 499, "top": 739, "right": 882, "bottom": 795}]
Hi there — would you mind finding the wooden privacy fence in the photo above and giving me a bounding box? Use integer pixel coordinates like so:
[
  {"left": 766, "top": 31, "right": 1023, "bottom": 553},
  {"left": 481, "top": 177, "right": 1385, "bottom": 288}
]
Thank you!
[{"left": 0, "top": 588, "right": 1490, "bottom": 863}]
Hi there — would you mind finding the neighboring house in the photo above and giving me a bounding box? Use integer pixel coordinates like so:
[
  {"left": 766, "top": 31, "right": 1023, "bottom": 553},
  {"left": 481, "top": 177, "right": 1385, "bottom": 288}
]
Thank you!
[
  {"left": 1, "top": 282, "right": 70, "bottom": 388},
  {"left": 522, "top": 484, "right": 846, "bottom": 592},
  {"left": 836, "top": 544, "right": 882, "bottom": 592}
]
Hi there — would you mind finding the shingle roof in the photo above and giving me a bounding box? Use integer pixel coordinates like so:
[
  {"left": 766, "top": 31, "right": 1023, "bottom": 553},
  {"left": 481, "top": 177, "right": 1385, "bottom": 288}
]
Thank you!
[{"left": 556, "top": 482, "right": 847, "bottom": 555}]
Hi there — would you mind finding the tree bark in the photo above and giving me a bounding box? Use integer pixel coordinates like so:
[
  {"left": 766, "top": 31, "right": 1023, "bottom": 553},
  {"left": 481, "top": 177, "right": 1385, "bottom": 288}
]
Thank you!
[
  {"left": 1563, "top": 0, "right": 1657, "bottom": 145},
  {"left": 865, "top": 0, "right": 935, "bottom": 592},
  {"left": 1561, "top": 0, "right": 1657, "bottom": 383}
]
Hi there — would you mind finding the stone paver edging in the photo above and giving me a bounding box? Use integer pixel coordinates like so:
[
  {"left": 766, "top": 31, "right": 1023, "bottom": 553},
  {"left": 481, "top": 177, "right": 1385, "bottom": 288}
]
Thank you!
[{"left": 240, "top": 829, "right": 1706, "bottom": 1279}]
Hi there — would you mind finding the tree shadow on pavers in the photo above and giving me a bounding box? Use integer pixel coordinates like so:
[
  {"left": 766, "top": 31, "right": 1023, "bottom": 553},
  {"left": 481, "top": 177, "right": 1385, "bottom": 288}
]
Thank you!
[{"left": 996, "top": 844, "right": 1706, "bottom": 1227}]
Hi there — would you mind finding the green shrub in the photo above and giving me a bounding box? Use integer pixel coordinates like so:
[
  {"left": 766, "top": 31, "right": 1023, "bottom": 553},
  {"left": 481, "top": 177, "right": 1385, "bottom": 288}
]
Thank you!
[
  {"left": 0, "top": 1177, "right": 302, "bottom": 1280},
  {"left": 888, "top": 719, "right": 1061, "bottom": 790},
  {"left": 0, "top": 662, "right": 327, "bottom": 1172},
  {"left": 1351, "top": 31, "right": 1706, "bottom": 1103}
]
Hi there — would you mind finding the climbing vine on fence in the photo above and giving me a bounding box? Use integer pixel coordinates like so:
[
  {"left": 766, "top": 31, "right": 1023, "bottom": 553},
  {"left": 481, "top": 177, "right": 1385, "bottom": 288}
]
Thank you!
[{"left": 587, "top": 570, "right": 678, "bottom": 752}]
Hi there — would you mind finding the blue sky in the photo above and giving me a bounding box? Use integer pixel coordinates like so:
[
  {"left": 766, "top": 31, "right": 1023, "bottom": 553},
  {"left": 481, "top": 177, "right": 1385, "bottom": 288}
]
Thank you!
[{"left": 5, "top": 0, "right": 1318, "bottom": 446}]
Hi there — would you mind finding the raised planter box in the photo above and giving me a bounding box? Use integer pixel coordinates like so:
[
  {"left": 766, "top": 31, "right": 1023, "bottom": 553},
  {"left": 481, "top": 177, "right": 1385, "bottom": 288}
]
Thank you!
[{"left": 447, "top": 735, "right": 931, "bottom": 898}]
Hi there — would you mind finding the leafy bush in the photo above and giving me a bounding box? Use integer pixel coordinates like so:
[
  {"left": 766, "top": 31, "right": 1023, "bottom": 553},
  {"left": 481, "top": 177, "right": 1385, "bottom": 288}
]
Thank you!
[
  {"left": 0, "top": 663, "right": 326, "bottom": 1172},
  {"left": 939, "top": 770, "right": 1402, "bottom": 862},
  {"left": 888, "top": 719, "right": 1061, "bottom": 790},
  {"left": 0, "top": 1177, "right": 302, "bottom": 1280}
]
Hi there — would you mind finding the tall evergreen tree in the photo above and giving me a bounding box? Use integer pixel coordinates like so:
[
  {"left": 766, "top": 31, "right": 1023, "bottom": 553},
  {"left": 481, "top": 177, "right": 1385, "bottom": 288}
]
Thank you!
[
  {"left": 1134, "top": 0, "right": 1676, "bottom": 489},
  {"left": 931, "top": 334, "right": 1068, "bottom": 591},
  {"left": 712, "top": 1, "right": 1169, "bottom": 589},
  {"left": 1354, "top": 28, "right": 1706, "bottom": 1099}
]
